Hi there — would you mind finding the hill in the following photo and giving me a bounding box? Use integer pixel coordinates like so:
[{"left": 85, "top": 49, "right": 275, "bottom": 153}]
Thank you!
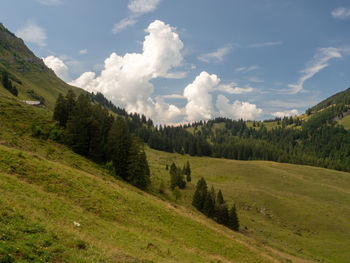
[
  {"left": 0, "top": 77, "right": 311, "bottom": 263},
  {"left": 147, "top": 148, "right": 350, "bottom": 263},
  {"left": 0, "top": 23, "right": 83, "bottom": 109}
]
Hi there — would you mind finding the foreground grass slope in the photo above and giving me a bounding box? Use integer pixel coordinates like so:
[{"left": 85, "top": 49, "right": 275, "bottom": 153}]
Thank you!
[
  {"left": 0, "top": 86, "right": 311, "bottom": 262},
  {"left": 147, "top": 150, "right": 350, "bottom": 263}
]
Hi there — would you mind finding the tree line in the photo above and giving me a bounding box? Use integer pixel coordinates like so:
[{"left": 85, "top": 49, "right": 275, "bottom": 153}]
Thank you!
[
  {"left": 53, "top": 90, "right": 150, "bottom": 189},
  {"left": 74, "top": 92, "right": 350, "bottom": 172}
]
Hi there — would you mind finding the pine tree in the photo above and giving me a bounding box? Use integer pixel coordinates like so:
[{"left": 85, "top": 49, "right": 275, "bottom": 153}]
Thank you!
[
  {"left": 107, "top": 117, "right": 131, "bottom": 180},
  {"left": 216, "top": 203, "right": 229, "bottom": 226},
  {"left": 126, "top": 138, "right": 150, "bottom": 189},
  {"left": 203, "top": 192, "right": 215, "bottom": 218},
  {"left": 65, "top": 94, "right": 92, "bottom": 155},
  {"left": 170, "top": 162, "right": 177, "bottom": 190},
  {"left": 186, "top": 161, "right": 191, "bottom": 176},
  {"left": 65, "top": 89, "right": 76, "bottom": 117},
  {"left": 192, "top": 178, "right": 207, "bottom": 211},
  {"left": 54, "top": 93, "right": 68, "bottom": 127},
  {"left": 228, "top": 204, "right": 239, "bottom": 231},
  {"left": 216, "top": 190, "right": 225, "bottom": 205}
]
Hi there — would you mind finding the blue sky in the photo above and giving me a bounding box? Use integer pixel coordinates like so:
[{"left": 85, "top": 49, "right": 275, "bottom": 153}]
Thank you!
[{"left": 2, "top": 0, "right": 350, "bottom": 124}]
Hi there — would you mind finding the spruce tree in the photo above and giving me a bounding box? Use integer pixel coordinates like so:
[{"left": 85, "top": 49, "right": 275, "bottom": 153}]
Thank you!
[
  {"left": 107, "top": 117, "right": 131, "bottom": 180},
  {"left": 228, "top": 204, "right": 239, "bottom": 231},
  {"left": 192, "top": 178, "right": 207, "bottom": 211},
  {"left": 169, "top": 162, "right": 177, "bottom": 190},
  {"left": 216, "top": 203, "right": 229, "bottom": 226},
  {"left": 202, "top": 192, "right": 215, "bottom": 218},
  {"left": 54, "top": 93, "right": 68, "bottom": 127},
  {"left": 216, "top": 190, "right": 225, "bottom": 205},
  {"left": 126, "top": 138, "right": 150, "bottom": 189}
]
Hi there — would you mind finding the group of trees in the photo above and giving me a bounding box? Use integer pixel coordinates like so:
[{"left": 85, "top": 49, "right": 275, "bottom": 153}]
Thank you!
[
  {"left": 169, "top": 162, "right": 191, "bottom": 190},
  {"left": 68, "top": 91, "right": 350, "bottom": 174},
  {"left": 53, "top": 90, "right": 150, "bottom": 189},
  {"left": 1, "top": 71, "right": 18, "bottom": 96},
  {"left": 192, "top": 178, "right": 239, "bottom": 231}
]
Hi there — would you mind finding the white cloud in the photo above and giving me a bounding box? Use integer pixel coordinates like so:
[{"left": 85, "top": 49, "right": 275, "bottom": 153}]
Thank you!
[
  {"left": 36, "top": 0, "right": 62, "bottom": 6},
  {"left": 163, "top": 71, "right": 187, "bottom": 79},
  {"left": 113, "top": 0, "right": 162, "bottom": 34},
  {"left": 16, "top": 21, "right": 47, "bottom": 47},
  {"left": 43, "top": 56, "right": 69, "bottom": 81},
  {"left": 71, "top": 20, "right": 183, "bottom": 124},
  {"left": 162, "top": 94, "right": 185, "bottom": 99},
  {"left": 331, "top": 7, "right": 350, "bottom": 20},
  {"left": 235, "top": 65, "right": 259, "bottom": 73},
  {"left": 272, "top": 109, "right": 298, "bottom": 118},
  {"left": 183, "top": 72, "right": 220, "bottom": 121},
  {"left": 216, "top": 95, "right": 262, "bottom": 120},
  {"left": 218, "top": 83, "right": 254, "bottom": 94},
  {"left": 198, "top": 45, "right": 232, "bottom": 63},
  {"left": 288, "top": 47, "right": 342, "bottom": 93},
  {"left": 248, "top": 41, "right": 282, "bottom": 48},
  {"left": 128, "top": 0, "right": 162, "bottom": 14},
  {"left": 113, "top": 17, "right": 137, "bottom": 34},
  {"left": 79, "top": 48, "right": 88, "bottom": 55}
]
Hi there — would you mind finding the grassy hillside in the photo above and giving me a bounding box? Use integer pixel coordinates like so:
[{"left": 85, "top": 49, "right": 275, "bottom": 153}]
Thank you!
[
  {"left": 0, "top": 23, "right": 83, "bottom": 109},
  {"left": 147, "top": 149, "right": 350, "bottom": 263},
  {"left": 0, "top": 77, "right": 314, "bottom": 263}
]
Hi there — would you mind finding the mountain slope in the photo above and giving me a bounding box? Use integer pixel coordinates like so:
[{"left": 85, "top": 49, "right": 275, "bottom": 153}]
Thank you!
[
  {"left": 0, "top": 90, "right": 306, "bottom": 263},
  {"left": 147, "top": 149, "right": 350, "bottom": 263},
  {"left": 0, "top": 23, "right": 83, "bottom": 109}
]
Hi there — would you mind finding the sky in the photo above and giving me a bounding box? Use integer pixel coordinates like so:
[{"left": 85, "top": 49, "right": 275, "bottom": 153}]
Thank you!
[{"left": 2, "top": 0, "right": 350, "bottom": 124}]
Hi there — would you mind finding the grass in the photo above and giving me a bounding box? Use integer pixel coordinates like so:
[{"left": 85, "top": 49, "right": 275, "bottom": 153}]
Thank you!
[
  {"left": 0, "top": 88, "right": 298, "bottom": 262},
  {"left": 338, "top": 114, "right": 350, "bottom": 130},
  {"left": 1, "top": 86, "right": 349, "bottom": 262},
  {"left": 146, "top": 149, "right": 350, "bottom": 263}
]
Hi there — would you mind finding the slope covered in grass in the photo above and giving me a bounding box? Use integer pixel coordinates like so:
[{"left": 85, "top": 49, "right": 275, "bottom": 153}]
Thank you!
[
  {"left": 0, "top": 81, "right": 313, "bottom": 262},
  {"left": 147, "top": 149, "right": 350, "bottom": 263},
  {"left": 0, "top": 23, "right": 83, "bottom": 109}
]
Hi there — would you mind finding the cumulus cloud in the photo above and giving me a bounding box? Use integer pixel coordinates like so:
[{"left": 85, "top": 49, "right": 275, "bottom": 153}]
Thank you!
[
  {"left": 218, "top": 83, "right": 254, "bottom": 94},
  {"left": 272, "top": 109, "right": 298, "bottom": 118},
  {"left": 112, "top": 17, "right": 137, "bottom": 34},
  {"left": 43, "top": 56, "right": 69, "bottom": 81},
  {"left": 16, "top": 21, "right": 47, "bottom": 47},
  {"left": 113, "top": 0, "right": 162, "bottom": 34},
  {"left": 216, "top": 95, "right": 262, "bottom": 120},
  {"left": 198, "top": 45, "right": 232, "bottom": 63},
  {"left": 36, "top": 0, "right": 62, "bottom": 6},
  {"left": 288, "top": 47, "right": 342, "bottom": 93},
  {"left": 183, "top": 72, "right": 220, "bottom": 121},
  {"left": 248, "top": 41, "right": 282, "bottom": 48},
  {"left": 71, "top": 20, "right": 183, "bottom": 124},
  {"left": 331, "top": 7, "right": 350, "bottom": 20}
]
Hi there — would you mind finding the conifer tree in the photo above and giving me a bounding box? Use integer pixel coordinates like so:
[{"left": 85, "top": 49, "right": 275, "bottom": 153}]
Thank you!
[
  {"left": 107, "top": 117, "right": 131, "bottom": 180},
  {"left": 192, "top": 178, "right": 207, "bottom": 211},
  {"left": 228, "top": 204, "right": 239, "bottom": 231},
  {"left": 203, "top": 192, "right": 215, "bottom": 218},
  {"left": 126, "top": 138, "right": 150, "bottom": 189},
  {"left": 216, "top": 190, "right": 225, "bottom": 205},
  {"left": 65, "top": 89, "right": 76, "bottom": 117},
  {"left": 54, "top": 93, "right": 68, "bottom": 127},
  {"left": 216, "top": 203, "right": 229, "bottom": 226},
  {"left": 170, "top": 162, "right": 177, "bottom": 190}
]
